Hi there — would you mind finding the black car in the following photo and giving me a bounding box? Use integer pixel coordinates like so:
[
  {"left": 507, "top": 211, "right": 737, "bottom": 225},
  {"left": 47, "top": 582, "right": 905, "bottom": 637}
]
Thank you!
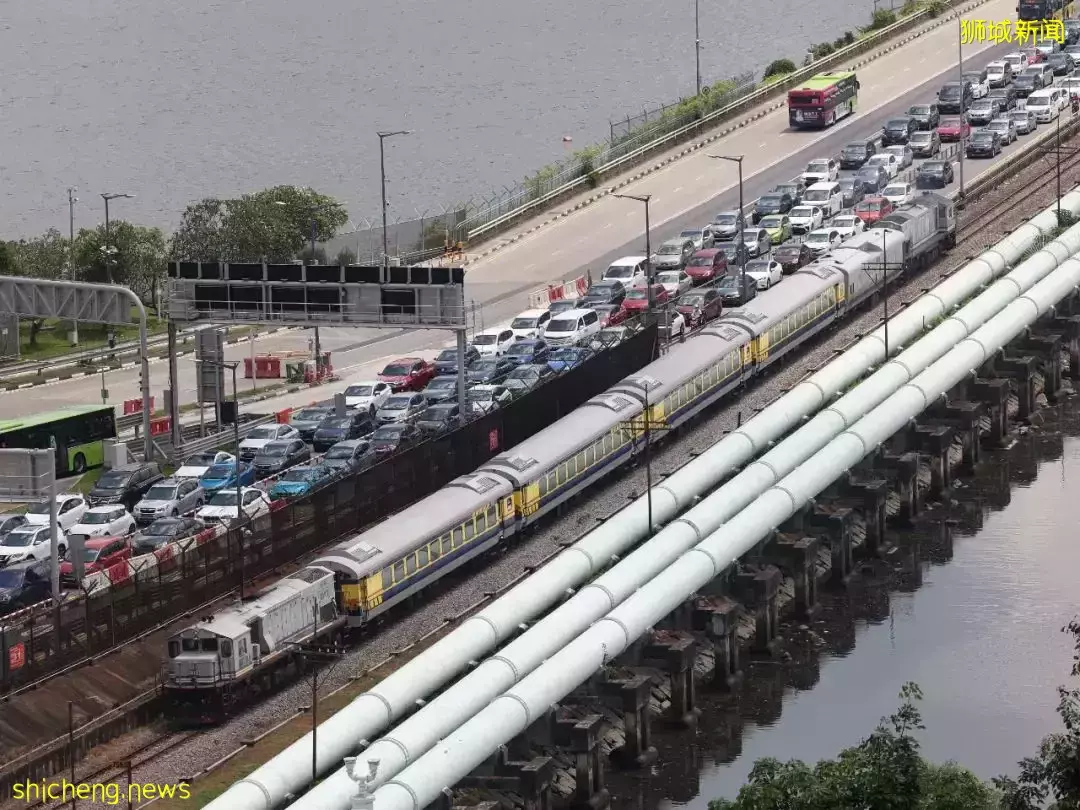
[
  {"left": 772, "top": 242, "right": 815, "bottom": 273},
  {"left": 1010, "top": 74, "right": 1038, "bottom": 98},
  {"left": 907, "top": 103, "right": 940, "bottom": 130},
  {"left": 966, "top": 130, "right": 1002, "bottom": 158},
  {"left": 88, "top": 462, "right": 164, "bottom": 510},
  {"left": 716, "top": 274, "right": 757, "bottom": 307},
  {"left": 131, "top": 516, "right": 204, "bottom": 555},
  {"left": 988, "top": 86, "right": 1017, "bottom": 111},
  {"left": 837, "top": 176, "right": 867, "bottom": 208},
  {"left": 915, "top": 160, "right": 954, "bottom": 189},
  {"left": 433, "top": 345, "right": 480, "bottom": 376},
  {"left": 319, "top": 439, "right": 376, "bottom": 476},
  {"left": 253, "top": 439, "right": 311, "bottom": 478},
  {"left": 839, "top": 138, "right": 878, "bottom": 169},
  {"left": 289, "top": 406, "right": 335, "bottom": 442},
  {"left": 1048, "top": 52, "right": 1075, "bottom": 75},
  {"left": 312, "top": 412, "right": 374, "bottom": 452},
  {"left": 503, "top": 363, "right": 555, "bottom": 398},
  {"left": 0, "top": 561, "right": 52, "bottom": 616},
  {"left": 580, "top": 280, "right": 626, "bottom": 307},
  {"left": 752, "top": 192, "right": 794, "bottom": 222},
  {"left": 422, "top": 375, "right": 460, "bottom": 403},
  {"left": 0, "top": 514, "right": 27, "bottom": 541},
  {"left": 503, "top": 339, "right": 550, "bottom": 367},
  {"left": 371, "top": 424, "right": 423, "bottom": 456},
  {"left": 466, "top": 357, "right": 515, "bottom": 384},
  {"left": 856, "top": 165, "right": 889, "bottom": 194},
  {"left": 416, "top": 403, "right": 464, "bottom": 436},
  {"left": 715, "top": 241, "right": 750, "bottom": 267},
  {"left": 909, "top": 130, "right": 941, "bottom": 158},
  {"left": 772, "top": 182, "right": 805, "bottom": 205},
  {"left": 937, "top": 81, "right": 973, "bottom": 114},
  {"left": 882, "top": 116, "right": 916, "bottom": 145}
]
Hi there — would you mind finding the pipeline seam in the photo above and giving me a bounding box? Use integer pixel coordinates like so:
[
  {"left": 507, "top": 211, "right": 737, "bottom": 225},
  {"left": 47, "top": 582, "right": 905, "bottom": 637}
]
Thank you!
[
  {"left": 672, "top": 516, "right": 706, "bottom": 542},
  {"left": 384, "top": 780, "right": 422, "bottom": 810},
  {"left": 688, "top": 546, "right": 721, "bottom": 577},
  {"left": 770, "top": 484, "right": 801, "bottom": 518},
  {"left": 560, "top": 545, "right": 597, "bottom": 571},
  {"left": 468, "top": 614, "right": 503, "bottom": 645},
  {"left": 580, "top": 582, "right": 619, "bottom": 611},
  {"left": 380, "top": 737, "right": 412, "bottom": 765},
  {"left": 595, "top": 615, "right": 634, "bottom": 651},
  {"left": 838, "top": 428, "right": 869, "bottom": 458},
  {"left": 361, "top": 692, "right": 395, "bottom": 725},
  {"left": 887, "top": 357, "right": 917, "bottom": 382},
  {"left": 748, "top": 458, "right": 782, "bottom": 483},
  {"left": 235, "top": 780, "right": 273, "bottom": 810},
  {"left": 499, "top": 693, "right": 534, "bottom": 727},
  {"left": 726, "top": 429, "right": 761, "bottom": 455}
]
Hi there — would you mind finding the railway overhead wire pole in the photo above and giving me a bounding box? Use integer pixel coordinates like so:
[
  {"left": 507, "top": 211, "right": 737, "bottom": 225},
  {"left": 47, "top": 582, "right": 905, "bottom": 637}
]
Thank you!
[
  {"left": 709, "top": 154, "right": 749, "bottom": 304},
  {"left": 614, "top": 194, "right": 654, "bottom": 312}
]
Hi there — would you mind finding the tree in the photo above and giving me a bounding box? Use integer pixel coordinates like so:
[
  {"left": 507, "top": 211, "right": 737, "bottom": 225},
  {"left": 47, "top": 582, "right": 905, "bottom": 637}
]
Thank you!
[
  {"left": 2, "top": 229, "right": 71, "bottom": 345},
  {"left": 169, "top": 185, "right": 348, "bottom": 262},
  {"left": 334, "top": 247, "right": 357, "bottom": 266},
  {"left": 72, "top": 221, "right": 167, "bottom": 304},
  {"left": 0, "top": 240, "right": 15, "bottom": 276}
]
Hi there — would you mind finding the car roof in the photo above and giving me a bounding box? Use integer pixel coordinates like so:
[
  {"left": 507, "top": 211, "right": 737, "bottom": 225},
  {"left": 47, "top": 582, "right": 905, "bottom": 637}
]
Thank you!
[
  {"left": 476, "top": 327, "right": 511, "bottom": 336},
  {"left": 609, "top": 255, "right": 647, "bottom": 264},
  {"left": 515, "top": 309, "right": 547, "bottom": 317},
  {"left": 550, "top": 308, "right": 595, "bottom": 319},
  {"left": 84, "top": 504, "right": 126, "bottom": 513},
  {"left": 84, "top": 536, "right": 125, "bottom": 548},
  {"left": 693, "top": 248, "right": 722, "bottom": 255},
  {"left": 387, "top": 356, "right": 422, "bottom": 363}
]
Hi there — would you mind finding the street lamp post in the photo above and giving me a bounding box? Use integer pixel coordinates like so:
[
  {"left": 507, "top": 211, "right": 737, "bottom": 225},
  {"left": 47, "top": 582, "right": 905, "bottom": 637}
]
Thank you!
[
  {"left": 956, "top": 15, "right": 966, "bottom": 219},
  {"left": 694, "top": 0, "right": 702, "bottom": 96},
  {"left": 708, "top": 155, "right": 747, "bottom": 303},
  {"left": 614, "top": 194, "right": 654, "bottom": 311},
  {"left": 68, "top": 188, "right": 79, "bottom": 345},
  {"left": 377, "top": 130, "right": 413, "bottom": 276},
  {"left": 100, "top": 193, "right": 134, "bottom": 285}
]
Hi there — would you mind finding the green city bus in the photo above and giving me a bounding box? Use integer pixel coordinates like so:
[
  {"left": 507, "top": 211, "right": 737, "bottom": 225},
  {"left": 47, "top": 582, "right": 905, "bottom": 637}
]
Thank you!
[{"left": 0, "top": 405, "right": 117, "bottom": 476}]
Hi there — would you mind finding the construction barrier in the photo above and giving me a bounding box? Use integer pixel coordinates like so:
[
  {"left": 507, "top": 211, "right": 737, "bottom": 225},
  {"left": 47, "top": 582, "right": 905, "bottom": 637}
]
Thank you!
[
  {"left": 149, "top": 417, "right": 171, "bottom": 437},
  {"left": 122, "top": 397, "right": 155, "bottom": 415},
  {"left": 275, "top": 408, "right": 293, "bottom": 425},
  {"left": 527, "top": 275, "right": 589, "bottom": 309}
]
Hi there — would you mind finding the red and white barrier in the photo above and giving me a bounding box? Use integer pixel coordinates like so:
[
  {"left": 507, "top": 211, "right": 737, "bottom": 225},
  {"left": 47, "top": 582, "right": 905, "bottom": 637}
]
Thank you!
[{"left": 527, "top": 275, "right": 589, "bottom": 309}]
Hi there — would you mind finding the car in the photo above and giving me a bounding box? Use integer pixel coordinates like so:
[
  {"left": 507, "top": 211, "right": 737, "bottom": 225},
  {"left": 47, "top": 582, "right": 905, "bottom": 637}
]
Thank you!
[
  {"left": 1021, "top": 47, "right": 1046, "bottom": 65},
  {"left": 174, "top": 451, "right": 235, "bottom": 480},
  {"left": 884, "top": 144, "right": 914, "bottom": 170},
  {"left": 465, "top": 384, "right": 514, "bottom": 415},
  {"left": 252, "top": 438, "right": 311, "bottom": 478},
  {"left": 238, "top": 423, "right": 301, "bottom": 460},
  {"left": 965, "top": 97, "right": 1000, "bottom": 126},
  {"left": 986, "top": 116, "right": 1017, "bottom": 145},
  {"left": 684, "top": 248, "right": 728, "bottom": 285},
  {"left": 937, "top": 80, "right": 974, "bottom": 114},
  {"left": 375, "top": 392, "right": 428, "bottom": 424},
  {"left": 801, "top": 157, "right": 839, "bottom": 184},
  {"left": 651, "top": 237, "right": 696, "bottom": 270},
  {"left": 343, "top": 381, "right": 394, "bottom": 415},
  {"left": 1008, "top": 108, "right": 1037, "bottom": 135},
  {"left": 199, "top": 461, "right": 256, "bottom": 494},
  {"left": 711, "top": 211, "right": 747, "bottom": 241},
  {"left": 1021, "top": 64, "right": 1053, "bottom": 89},
  {"left": 678, "top": 227, "right": 715, "bottom": 250},
  {"left": 1010, "top": 73, "right": 1039, "bottom": 98},
  {"left": 621, "top": 284, "right": 670, "bottom": 312},
  {"left": 752, "top": 192, "right": 795, "bottom": 222},
  {"left": 130, "top": 516, "right": 204, "bottom": 555},
  {"left": 0, "top": 514, "right": 27, "bottom": 541},
  {"left": 584, "top": 326, "right": 634, "bottom": 353},
  {"left": 715, "top": 240, "right": 750, "bottom": 268},
  {"left": 832, "top": 214, "right": 866, "bottom": 239},
  {"left": 268, "top": 465, "right": 334, "bottom": 501},
  {"left": 866, "top": 152, "right": 900, "bottom": 179},
  {"left": 658, "top": 310, "right": 686, "bottom": 342},
  {"left": 656, "top": 270, "right": 693, "bottom": 297},
  {"left": 1058, "top": 76, "right": 1080, "bottom": 96},
  {"left": 804, "top": 228, "right": 843, "bottom": 256},
  {"left": 377, "top": 357, "right": 437, "bottom": 391},
  {"left": 937, "top": 116, "right": 971, "bottom": 142},
  {"left": 318, "top": 439, "right": 376, "bottom": 476},
  {"left": 312, "top": 411, "right": 374, "bottom": 452},
  {"left": 966, "top": 129, "right": 1002, "bottom": 157},
  {"left": 433, "top": 345, "right": 481, "bottom": 376},
  {"left": 1003, "top": 52, "right": 1030, "bottom": 76},
  {"left": 503, "top": 337, "right": 551, "bottom": 367},
  {"left": 60, "top": 537, "right": 132, "bottom": 585},
  {"left": 839, "top": 138, "right": 879, "bottom": 169},
  {"left": 87, "top": 463, "right": 164, "bottom": 509},
  {"left": 715, "top": 273, "right": 757, "bottom": 306},
  {"left": 288, "top": 406, "right": 335, "bottom": 442},
  {"left": 0, "top": 525, "right": 66, "bottom": 566},
  {"left": 837, "top": 176, "right": 868, "bottom": 208},
  {"left": 915, "top": 159, "right": 955, "bottom": 189},
  {"left": 988, "top": 85, "right": 1017, "bottom": 112},
  {"left": 416, "top": 403, "right": 465, "bottom": 436},
  {"left": 962, "top": 71, "right": 989, "bottom": 98},
  {"left": 546, "top": 346, "right": 595, "bottom": 373},
  {"left": 1047, "top": 52, "right": 1075, "bottom": 75},
  {"left": 421, "top": 375, "right": 461, "bottom": 404},
  {"left": 67, "top": 505, "right": 135, "bottom": 540},
  {"left": 743, "top": 259, "right": 783, "bottom": 290},
  {"left": 465, "top": 357, "right": 516, "bottom": 384},
  {"left": 986, "top": 61, "right": 1012, "bottom": 88},
  {"left": 503, "top": 363, "right": 555, "bottom": 396},
  {"left": 881, "top": 181, "right": 916, "bottom": 207},
  {"left": 909, "top": 130, "right": 941, "bottom": 158},
  {"left": 24, "top": 494, "right": 88, "bottom": 531},
  {"left": 1034, "top": 36, "right": 1060, "bottom": 56},
  {"left": 854, "top": 196, "right": 894, "bottom": 225},
  {"left": 580, "top": 281, "right": 626, "bottom": 308},
  {"left": 0, "top": 560, "right": 53, "bottom": 614},
  {"left": 601, "top": 256, "right": 649, "bottom": 288},
  {"left": 882, "top": 116, "right": 917, "bottom": 145},
  {"left": 133, "top": 478, "right": 205, "bottom": 524},
  {"left": 547, "top": 299, "right": 581, "bottom": 318},
  {"left": 855, "top": 164, "right": 889, "bottom": 194},
  {"left": 676, "top": 287, "right": 723, "bottom": 327},
  {"left": 907, "top": 103, "right": 940, "bottom": 130},
  {"left": 471, "top": 328, "right": 517, "bottom": 358},
  {"left": 589, "top": 303, "right": 629, "bottom": 328},
  {"left": 788, "top": 205, "right": 824, "bottom": 235},
  {"left": 772, "top": 181, "right": 806, "bottom": 205},
  {"left": 772, "top": 242, "right": 814, "bottom": 274},
  {"left": 196, "top": 487, "right": 272, "bottom": 525},
  {"left": 508, "top": 309, "right": 553, "bottom": 339},
  {"left": 758, "top": 214, "right": 792, "bottom": 245},
  {"left": 371, "top": 423, "right": 423, "bottom": 456}
]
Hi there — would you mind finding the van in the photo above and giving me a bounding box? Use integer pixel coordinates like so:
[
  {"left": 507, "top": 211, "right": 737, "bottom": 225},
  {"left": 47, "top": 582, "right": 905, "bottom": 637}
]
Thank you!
[
  {"left": 938, "top": 81, "right": 973, "bottom": 114},
  {"left": 602, "top": 256, "right": 649, "bottom": 288},
  {"left": 839, "top": 136, "right": 881, "bottom": 169},
  {"left": 1026, "top": 88, "right": 1065, "bottom": 122},
  {"left": 801, "top": 182, "right": 844, "bottom": 218},
  {"left": 1022, "top": 63, "right": 1054, "bottom": 89},
  {"left": 542, "top": 308, "right": 601, "bottom": 347},
  {"left": 986, "top": 61, "right": 1013, "bottom": 87}
]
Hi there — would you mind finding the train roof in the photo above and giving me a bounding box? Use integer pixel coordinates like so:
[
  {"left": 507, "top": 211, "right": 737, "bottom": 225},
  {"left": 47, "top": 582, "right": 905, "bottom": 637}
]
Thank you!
[{"left": 608, "top": 330, "right": 748, "bottom": 402}]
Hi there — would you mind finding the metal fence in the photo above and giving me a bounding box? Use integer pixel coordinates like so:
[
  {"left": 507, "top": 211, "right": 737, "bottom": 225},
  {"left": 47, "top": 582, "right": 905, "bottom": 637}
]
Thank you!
[
  {"left": 323, "top": 207, "right": 469, "bottom": 266},
  {"left": 0, "top": 325, "right": 658, "bottom": 694}
]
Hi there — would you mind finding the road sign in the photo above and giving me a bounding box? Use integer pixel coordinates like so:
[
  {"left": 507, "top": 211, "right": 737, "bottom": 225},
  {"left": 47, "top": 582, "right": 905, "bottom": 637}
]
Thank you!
[{"left": 196, "top": 328, "right": 225, "bottom": 405}]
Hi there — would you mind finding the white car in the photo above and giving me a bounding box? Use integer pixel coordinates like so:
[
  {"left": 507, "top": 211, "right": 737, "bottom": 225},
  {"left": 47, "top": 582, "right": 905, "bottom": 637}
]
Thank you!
[
  {"left": 965, "top": 73, "right": 989, "bottom": 98},
  {"left": 788, "top": 205, "right": 824, "bottom": 235},
  {"left": 660, "top": 310, "right": 686, "bottom": 341},
  {"left": 866, "top": 153, "right": 900, "bottom": 179},
  {"left": 465, "top": 385, "right": 513, "bottom": 415},
  {"left": 805, "top": 228, "right": 843, "bottom": 255},
  {"left": 471, "top": 328, "right": 516, "bottom": 357},
  {"left": 801, "top": 157, "right": 839, "bottom": 184},
  {"left": 67, "top": 505, "right": 136, "bottom": 540},
  {"left": 174, "top": 451, "right": 235, "bottom": 480},
  {"left": 1058, "top": 77, "right": 1080, "bottom": 96},
  {"left": 197, "top": 487, "right": 271, "bottom": 524},
  {"left": 0, "top": 524, "right": 67, "bottom": 564},
  {"left": 884, "top": 144, "right": 914, "bottom": 170},
  {"left": 343, "top": 381, "right": 393, "bottom": 414},
  {"left": 882, "top": 182, "right": 916, "bottom": 206},
  {"left": 1003, "top": 52, "right": 1029, "bottom": 77},
  {"left": 509, "top": 309, "right": 552, "bottom": 339},
  {"left": 744, "top": 259, "right": 783, "bottom": 290},
  {"left": 656, "top": 270, "right": 692, "bottom": 297},
  {"left": 602, "top": 256, "right": 649, "bottom": 288},
  {"left": 832, "top": 214, "right": 866, "bottom": 239},
  {"left": 238, "top": 424, "right": 301, "bottom": 461},
  {"left": 24, "top": 494, "right": 88, "bottom": 531}
]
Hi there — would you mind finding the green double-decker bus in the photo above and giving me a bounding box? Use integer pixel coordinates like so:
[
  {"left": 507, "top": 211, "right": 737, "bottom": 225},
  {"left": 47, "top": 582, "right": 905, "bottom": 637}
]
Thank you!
[{"left": 0, "top": 405, "right": 117, "bottom": 476}]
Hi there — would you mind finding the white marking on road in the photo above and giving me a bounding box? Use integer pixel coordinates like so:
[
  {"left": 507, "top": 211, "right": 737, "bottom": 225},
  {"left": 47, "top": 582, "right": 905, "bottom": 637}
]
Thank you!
[{"left": 672, "top": 187, "right": 683, "bottom": 193}]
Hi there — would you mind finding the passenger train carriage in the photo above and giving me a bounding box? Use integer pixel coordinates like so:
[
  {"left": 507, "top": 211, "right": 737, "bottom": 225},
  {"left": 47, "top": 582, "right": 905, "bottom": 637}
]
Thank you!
[{"left": 164, "top": 193, "right": 955, "bottom": 720}]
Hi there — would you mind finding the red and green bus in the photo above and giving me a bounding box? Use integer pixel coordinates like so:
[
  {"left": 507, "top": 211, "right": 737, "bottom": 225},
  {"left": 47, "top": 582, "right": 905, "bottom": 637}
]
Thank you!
[
  {"left": 787, "top": 71, "right": 860, "bottom": 129},
  {"left": 0, "top": 405, "right": 117, "bottom": 476}
]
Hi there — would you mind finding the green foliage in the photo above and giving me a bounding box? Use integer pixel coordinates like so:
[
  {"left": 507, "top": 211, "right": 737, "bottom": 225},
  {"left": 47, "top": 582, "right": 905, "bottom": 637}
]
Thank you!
[
  {"left": 71, "top": 221, "right": 167, "bottom": 301},
  {"left": 334, "top": 247, "right": 358, "bottom": 266},
  {"left": 900, "top": 0, "right": 922, "bottom": 15},
  {"left": 295, "top": 245, "right": 328, "bottom": 266},
  {"left": 5, "top": 228, "right": 69, "bottom": 281},
  {"left": 810, "top": 41, "right": 835, "bottom": 59},
  {"left": 866, "top": 7, "right": 898, "bottom": 30},
  {"left": 924, "top": 0, "right": 948, "bottom": 16},
  {"left": 0, "top": 240, "right": 15, "bottom": 275},
  {"left": 764, "top": 59, "right": 797, "bottom": 80}
]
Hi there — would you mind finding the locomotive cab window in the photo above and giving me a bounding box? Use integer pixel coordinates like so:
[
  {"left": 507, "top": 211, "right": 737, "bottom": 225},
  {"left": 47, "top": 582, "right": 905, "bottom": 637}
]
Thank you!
[
  {"left": 220, "top": 639, "right": 233, "bottom": 658},
  {"left": 168, "top": 640, "right": 180, "bottom": 658},
  {"left": 201, "top": 638, "right": 219, "bottom": 652},
  {"left": 182, "top": 638, "right": 199, "bottom": 652}
]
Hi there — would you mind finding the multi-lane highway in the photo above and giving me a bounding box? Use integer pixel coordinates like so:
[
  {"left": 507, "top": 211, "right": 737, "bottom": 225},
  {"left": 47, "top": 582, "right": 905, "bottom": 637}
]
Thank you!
[{"left": 0, "top": 0, "right": 1024, "bottom": 423}]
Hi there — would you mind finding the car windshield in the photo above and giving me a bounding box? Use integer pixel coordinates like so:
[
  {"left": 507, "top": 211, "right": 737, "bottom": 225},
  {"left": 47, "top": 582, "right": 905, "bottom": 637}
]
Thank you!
[
  {"left": 247, "top": 426, "right": 278, "bottom": 439},
  {"left": 345, "top": 385, "right": 374, "bottom": 396},
  {"left": 790, "top": 206, "right": 815, "bottom": 218},
  {"left": 834, "top": 217, "right": 857, "bottom": 228},
  {"left": 972, "top": 99, "right": 992, "bottom": 109},
  {"left": 295, "top": 409, "right": 330, "bottom": 421},
  {"left": 760, "top": 216, "right": 783, "bottom": 228},
  {"left": 680, "top": 230, "right": 701, "bottom": 240},
  {"left": 911, "top": 132, "right": 932, "bottom": 142},
  {"left": 507, "top": 341, "right": 538, "bottom": 353},
  {"left": 868, "top": 156, "right": 889, "bottom": 165},
  {"left": 467, "top": 389, "right": 494, "bottom": 401},
  {"left": 856, "top": 200, "right": 883, "bottom": 212},
  {"left": 838, "top": 178, "right": 855, "bottom": 188},
  {"left": 381, "top": 363, "right": 412, "bottom": 375},
  {"left": 687, "top": 254, "right": 715, "bottom": 266},
  {"left": 681, "top": 294, "right": 706, "bottom": 308},
  {"left": 204, "top": 464, "right": 236, "bottom": 478},
  {"left": 423, "top": 406, "right": 455, "bottom": 419},
  {"left": 382, "top": 397, "right": 410, "bottom": 409},
  {"left": 745, "top": 261, "right": 771, "bottom": 271},
  {"left": 940, "top": 117, "right": 962, "bottom": 128},
  {"left": 476, "top": 334, "right": 503, "bottom": 345},
  {"left": 373, "top": 426, "right": 405, "bottom": 441},
  {"left": 803, "top": 189, "right": 829, "bottom": 201},
  {"left": 1009, "top": 111, "right": 1029, "bottom": 120},
  {"left": 718, "top": 276, "right": 741, "bottom": 290},
  {"left": 551, "top": 349, "right": 580, "bottom": 360},
  {"left": 886, "top": 118, "right": 908, "bottom": 128},
  {"left": 209, "top": 492, "right": 240, "bottom": 506},
  {"left": 510, "top": 317, "right": 538, "bottom": 329},
  {"left": 96, "top": 472, "right": 131, "bottom": 488},
  {"left": 320, "top": 417, "right": 351, "bottom": 429},
  {"left": 713, "top": 213, "right": 737, "bottom": 225},
  {"left": 909, "top": 105, "right": 931, "bottom": 114},
  {"left": 81, "top": 511, "right": 118, "bottom": 525},
  {"left": 757, "top": 195, "right": 781, "bottom": 207},
  {"left": 26, "top": 502, "right": 55, "bottom": 515},
  {"left": 184, "top": 452, "right": 216, "bottom": 466},
  {"left": 884, "top": 185, "right": 906, "bottom": 195},
  {"left": 546, "top": 319, "right": 576, "bottom": 333},
  {"left": 259, "top": 442, "right": 290, "bottom": 456},
  {"left": 144, "top": 485, "right": 177, "bottom": 501},
  {"left": 658, "top": 272, "right": 681, "bottom": 284},
  {"left": 657, "top": 244, "right": 682, "bottom": 254},
  {"left": 325, "top": 445, "right": 357, "bottom": 459},
  {"left": 282, "top": 469, "right": 314, "bottom": 482},
  {"left": 922, "top": 162, "right": 946, "bottom": 172},
  {"left": 145, "top": 518, "right": 183, "bottom": 535},
  {"left": 605, "top": 265, "right": 632, "bottom": 278},
  {"left": 428, "top": 377, "right": 456, "bottom": 389},
  {"left": 82, "top": 548, "right": 103, "bottom": 562},
  {"left": 1027, "top": 96, "right": 1049, "bottom": 107},
  {"left": 625, "top": 289, "right": 648, "bottom": 300},
  {"left": 471, "top": 360, "right": 498, "bottom": 372},
  {"left": 806, "top": 160, "right": 829, "bottom": 172},
  {"left": 972, "top": 132, "right": 994, "bottom": 142},
  {"left": 773, "top": 246, "right": 799, "bottom": 258},
  {"left": 806, "top": 232, "right": 831, "bottom": 244},
  {"left": 842, "top": 145, "right": 865, "bottom": 154},
  {"left": 2, "top": 531, "right": 36, "bottom": 547}
]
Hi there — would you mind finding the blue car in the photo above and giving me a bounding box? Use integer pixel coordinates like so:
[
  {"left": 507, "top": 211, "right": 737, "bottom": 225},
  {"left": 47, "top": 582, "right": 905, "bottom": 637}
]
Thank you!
[
  {"left": 268, "top": 466, "right": 331, "bottom": 500},
  {"left": 547, "top": 346, "right": 594, "bottom": 373},
  {"left": 199, "top": 462, "right": 256, "bottom": 494},
  {"left": 504, "top": 338, "right": 550, "bottom": 367}
]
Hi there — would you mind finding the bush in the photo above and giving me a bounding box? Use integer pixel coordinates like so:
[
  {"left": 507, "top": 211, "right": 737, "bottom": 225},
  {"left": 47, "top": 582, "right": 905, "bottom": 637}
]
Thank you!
[
  {"left": 867, "top": 7, "right": 898, "bottom": 30},
  {"left": 811, "top": 41, "right": 835, "bottom": 58},
  {"left": 763, "top": 58, "right": 797, "bottom": 80},
  {"left": 900, "top": 0, "right": 921, "bottom": 15},
  {"left": 924, "top": 0, "right": 947, "bottom": 15}
]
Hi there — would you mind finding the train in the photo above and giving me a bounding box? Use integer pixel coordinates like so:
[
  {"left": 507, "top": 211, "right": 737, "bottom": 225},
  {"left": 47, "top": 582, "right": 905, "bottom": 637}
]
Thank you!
[{"left": 164, "top": 192, "right": 956, "bottom": 722}]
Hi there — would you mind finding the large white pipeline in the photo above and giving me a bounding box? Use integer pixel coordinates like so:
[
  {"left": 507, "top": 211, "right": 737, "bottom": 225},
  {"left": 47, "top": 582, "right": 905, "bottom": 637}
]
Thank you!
[
  {"left": 208, "top": 193, "right": 1079, "bottom": 810},
  {"left": 293, "top": 220, "right": 1080, "bottom": 810},
  {"left": 373, "top": 255, "right": 1080, "bottom": 810}
]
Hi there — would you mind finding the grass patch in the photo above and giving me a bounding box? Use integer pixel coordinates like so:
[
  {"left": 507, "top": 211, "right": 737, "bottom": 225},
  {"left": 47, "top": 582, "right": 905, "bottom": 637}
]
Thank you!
[
  {"left": 12, "top": 315, "right": 168, "bottom": 363},
  {"left": 70, "top": 468, "right": 104, "bottom": 495}
]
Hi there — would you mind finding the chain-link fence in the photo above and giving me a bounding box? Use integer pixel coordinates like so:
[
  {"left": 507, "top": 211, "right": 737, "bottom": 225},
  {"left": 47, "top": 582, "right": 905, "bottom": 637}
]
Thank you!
[{"left": 323, "top": 207, "right": 469, "bottom": 266}]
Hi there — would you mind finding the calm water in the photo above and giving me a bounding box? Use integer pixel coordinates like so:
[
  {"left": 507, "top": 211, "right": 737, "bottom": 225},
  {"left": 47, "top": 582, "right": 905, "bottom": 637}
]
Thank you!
[
  {"left": 611, "top": 398, "right": 1080, "bottom": 809},
  {"left": 1, "top": 0, "right": 869, "bottom": 237}
]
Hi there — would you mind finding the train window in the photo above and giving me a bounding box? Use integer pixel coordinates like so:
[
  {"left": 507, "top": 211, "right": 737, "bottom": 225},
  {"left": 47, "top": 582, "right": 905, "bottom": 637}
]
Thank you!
[
  {"left": 405, "top": 555, "right": 418, "bottom": 574},
  {"left": 201, "top": 638, "right": 219, "bottom": 652},
  {"left": 453, "top": 526, "right": 464, "bottom": 548},
  {"left": 418, "top": 547, "right": 429, "bottom": 567},
  {"left": 475, "top": 510, "right": 487, "bottom": 533},
  {"left": 221, "top": 639, "right": 233, "bottom": 659},
  {"left": 168, "top": 640, "right": 180, "bottom": 658},
  {"left": 463, "top": 519, "right": 475, "bottom": 541},
  {"left": 585, "top": 445, "right": 595, "bottom": 466},
  {"left": 382, "top": 566, "right": 394, "bottom": 584},
  {"left": 441, "top": 536, "right": 453, "bottom": 555},
  {"left": 429, "top": 541, "right": 441, "bottom": 561},
  {"left": 487, "top": 504, "right": 498, "bottom": 523},
  {"left": 394, "top": 560, "right": 406, "bottom": 581},
  {"left": 181, "top": 638, "right": 199, "bottom": 652},
  {"left": 576, "top": 451, "right": 586, "bottom": 471}
]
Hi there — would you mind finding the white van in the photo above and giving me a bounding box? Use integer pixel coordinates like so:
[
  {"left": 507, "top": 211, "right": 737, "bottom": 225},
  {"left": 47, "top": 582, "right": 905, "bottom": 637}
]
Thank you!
[
  {"left": 602, "top": 256, "right": 649, "bottom": 288},
  {"left": 543, "top": 308, "right": 601, "bottom": 347},
  {"left": 1026, "top": 88, "right": 1065, "bottom": 123},
  {"left": 801, "top": 181, "right": 844, "bottom": 218}
]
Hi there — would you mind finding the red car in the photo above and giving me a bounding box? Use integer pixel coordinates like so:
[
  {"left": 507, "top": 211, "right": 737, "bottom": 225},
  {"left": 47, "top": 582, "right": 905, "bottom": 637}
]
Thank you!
[
  {"left": 1020, "top": 48, "right": 1044, "bottom": 65},
  {"left": 936, "top": 117, "right": 971, "bottom": 142},
  {"left": 590, "top": 304, "right": 629, "bottom": 328},
  {"left": 621, "top": 284, "right": 670, "bottom": 312},
  {"left": 377, "top": 358, "right": 436, "bottom": 392},
  {"left": 854, "top": 196, "right": 894, "bottom": 225},
  {"left": 676, "top": 287, "right": 723, "bottom": 328},
  {"left": 59, "top": 537, "right": 131, "bottom": 586},
  {"left": 684, "top": 249, "right": 729, "bottom": 284}
]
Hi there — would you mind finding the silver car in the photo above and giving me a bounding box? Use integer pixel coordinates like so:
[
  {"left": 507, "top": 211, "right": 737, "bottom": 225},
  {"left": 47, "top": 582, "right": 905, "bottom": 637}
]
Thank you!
[
  {"left": 987, "top": 116, "right": 1017, "bottom": 145},
  {"left": 375, "top": 392, "right": 427, "bottom": 424},
  {"left": 652, "top": 237, "right": 696, "bottom": 270},
  {"left": 134, "top": 478, "right": 206, "bottom": 524},
  {"left": 741, "top": 228, "right": 771, "bottom": 258},
  {"left": 1009, "top": 108, "right": 1036, "bottom": 135},
  {"left": 678, "top": 227, "right": 715, "bottom": 250}
]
